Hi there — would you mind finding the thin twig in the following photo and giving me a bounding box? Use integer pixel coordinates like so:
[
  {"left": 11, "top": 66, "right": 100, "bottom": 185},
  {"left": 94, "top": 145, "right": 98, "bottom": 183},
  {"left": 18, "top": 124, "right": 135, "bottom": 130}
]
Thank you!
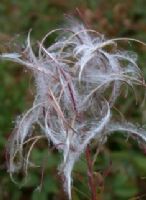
[{"left": 85, "top": 145, "right": 97, "bottom": 200}]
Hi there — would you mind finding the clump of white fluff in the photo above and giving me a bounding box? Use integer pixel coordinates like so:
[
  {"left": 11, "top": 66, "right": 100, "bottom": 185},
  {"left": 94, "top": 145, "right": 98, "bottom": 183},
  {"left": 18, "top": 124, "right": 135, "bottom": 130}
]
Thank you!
[{"left": 1, "top": 18, "right": 146, "bottom": 199}]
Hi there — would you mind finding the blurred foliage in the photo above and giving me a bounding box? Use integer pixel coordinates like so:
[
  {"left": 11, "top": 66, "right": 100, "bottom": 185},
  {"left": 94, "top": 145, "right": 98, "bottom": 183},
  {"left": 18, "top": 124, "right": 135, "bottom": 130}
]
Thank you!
[{"left": 1, "top": 0, "right": 146, "bottom": 199}]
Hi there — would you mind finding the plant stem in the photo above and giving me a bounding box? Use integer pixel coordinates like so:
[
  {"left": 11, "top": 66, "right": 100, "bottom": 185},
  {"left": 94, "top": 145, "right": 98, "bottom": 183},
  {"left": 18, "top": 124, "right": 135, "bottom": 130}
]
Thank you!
[{"left": 85, "top": 145, "right": 97, "bottom": 200}]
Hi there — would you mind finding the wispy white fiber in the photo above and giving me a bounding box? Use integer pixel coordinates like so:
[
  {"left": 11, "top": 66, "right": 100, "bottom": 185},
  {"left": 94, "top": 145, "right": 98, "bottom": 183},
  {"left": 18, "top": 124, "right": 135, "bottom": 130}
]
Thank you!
[{"left": 1, "top": 18, "right": 146, "bottom": 199}]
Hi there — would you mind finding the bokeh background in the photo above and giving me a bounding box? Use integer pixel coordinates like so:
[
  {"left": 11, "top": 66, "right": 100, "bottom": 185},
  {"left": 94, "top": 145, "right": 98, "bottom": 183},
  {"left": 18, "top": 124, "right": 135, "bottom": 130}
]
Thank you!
[{"left": 1, "top": 0, "right": 146, "bottom": 199}]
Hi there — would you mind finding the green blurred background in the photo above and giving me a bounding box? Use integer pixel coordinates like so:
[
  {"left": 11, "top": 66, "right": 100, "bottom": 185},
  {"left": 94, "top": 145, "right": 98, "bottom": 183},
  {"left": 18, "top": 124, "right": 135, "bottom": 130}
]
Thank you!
[{"left": 1, "top": 0, "right": 146, "bottom": 199}]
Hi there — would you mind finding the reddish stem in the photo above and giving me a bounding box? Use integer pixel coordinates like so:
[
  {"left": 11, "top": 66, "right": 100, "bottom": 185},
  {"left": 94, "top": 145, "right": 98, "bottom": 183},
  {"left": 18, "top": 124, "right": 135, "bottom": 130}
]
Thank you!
[{"left": 85, "top": 145, "right": 97, "bottom": 200}]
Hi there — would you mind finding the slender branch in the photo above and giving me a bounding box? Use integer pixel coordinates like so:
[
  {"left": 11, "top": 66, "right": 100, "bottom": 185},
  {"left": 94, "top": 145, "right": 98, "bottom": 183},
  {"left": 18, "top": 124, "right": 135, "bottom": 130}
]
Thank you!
[{"left": 85, "top": 145, "right": 97, "bottom": 200}]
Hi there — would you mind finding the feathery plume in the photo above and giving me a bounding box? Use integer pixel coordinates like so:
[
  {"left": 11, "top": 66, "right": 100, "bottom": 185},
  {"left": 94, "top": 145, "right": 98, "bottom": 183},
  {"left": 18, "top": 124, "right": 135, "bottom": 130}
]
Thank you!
[{"left": 1, "top": 18, "right": 146, "bottom": 199}]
